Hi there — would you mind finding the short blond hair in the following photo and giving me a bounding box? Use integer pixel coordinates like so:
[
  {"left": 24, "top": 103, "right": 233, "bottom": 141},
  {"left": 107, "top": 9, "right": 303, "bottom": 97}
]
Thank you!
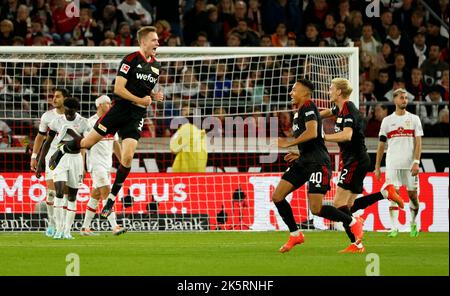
[
  {"left": 331, "top": 78, "right": 353, "bottom": 99},
  {"left": 137, "top": 26, "right": 157, "bottom": 44},
  {"left": 393, "top": 88, "right": 407, "bottom": 98}
]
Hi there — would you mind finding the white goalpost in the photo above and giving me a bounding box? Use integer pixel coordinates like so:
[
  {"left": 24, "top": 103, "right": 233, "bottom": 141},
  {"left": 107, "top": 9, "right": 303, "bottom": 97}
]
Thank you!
[{"left": 0, "top": 46, "right": 359, "bottom": 232}]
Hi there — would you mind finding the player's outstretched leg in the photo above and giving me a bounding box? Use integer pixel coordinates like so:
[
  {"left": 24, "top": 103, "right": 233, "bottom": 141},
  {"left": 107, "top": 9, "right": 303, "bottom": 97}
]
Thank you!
[
  {"left": 350, "top": 184, "right": 404, "bottom": 214},
  {"left": 337, "top": 206, "right": 366, "bottom": 254},
  {"left": 100, "top": 165, "right": 131, "bottom": 218},
  {"left": 45, "top": 189, "right": 56, "bottom": 237},
  {"left": 80, "top": 197, "right": 100, "bottom": 236}
]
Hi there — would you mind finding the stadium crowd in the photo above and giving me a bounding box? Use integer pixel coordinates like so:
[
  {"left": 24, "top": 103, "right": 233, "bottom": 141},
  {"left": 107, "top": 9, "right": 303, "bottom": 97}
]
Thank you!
[{"left": 0, "top": 0, "right": 449, "bottom": 146}]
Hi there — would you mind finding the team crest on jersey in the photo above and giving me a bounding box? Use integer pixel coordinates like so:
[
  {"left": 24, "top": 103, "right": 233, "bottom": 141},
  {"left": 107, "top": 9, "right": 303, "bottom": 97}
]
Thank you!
[
  {"left": 405, "top": 119, "right": 412, "bottom": 128},
  {"left": 120, "top": 64, "right": 130, "bottom": 74},
  {"left": 151, "top": 67, "right": 159, "bottom": 75}
]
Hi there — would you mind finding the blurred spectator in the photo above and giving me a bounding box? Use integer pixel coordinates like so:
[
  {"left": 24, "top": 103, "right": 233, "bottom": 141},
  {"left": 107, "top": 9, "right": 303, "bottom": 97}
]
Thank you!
[
  {"left": 166, "top": 67, "right": 201, "bottom": 101},
  {"left": 223, "top": 0, "right": 247, "bottom": 37},
  {"left": 141, "top": 118, "right": 156, "bottom": 138},
  {"left": 153, "top": 0, "right": 181, "bottom": 36},
  {"left": 326, "top": 21, "right": 351, "bottom": 47},
  {"left": 365, "top": 104, "right": 388, "bottom": 137},
  {"left": 229, "top": 19, "right": 259, "bottom": 46},
  {"left": 167, "top": 34, "right": 182, "bottom": 46},
  {"left": 335, "top": 0, "right": 351, "bottom": 24},
  {"left": 262, "top": 0, "right": 301, "bottom": 35},
  {"left": 388, "top": 53, "right": 410, "bottom": 83},
  {"left": 360, "top": 23, "right": 381, "bottom": 57},
  {"left": 278, "top": 110, "right": 292, "bottom": 137},
  {"left": 52, "top": 0, "right": 79, "bottom": 45},
  {"left": 118, "top": 0, "right": 152, "bottom": 28},
  {"left": 99, "top": 30, "right": 118, "bottom": 46},
  {"left": 429, "top": 108, "right": 449, "bottom": 137},
  {"left": 0, "top": 120, "right": 12, "bottom": 148},
  {"left": 385, "top": 24, "right": 410, "bottom": 54},
  {"left": 191, "top": 31, "right": 210, "bottom": 46},
  {"left": 183, "top": 0, "right": 209, "bottom": 46},
  {"left": 0, "top": 0, "right": 19, "bottom": 21},
  {"left": 421, "top": 43, "right": 449, "bottom": 87},
  {"left": 374, "top": 9, "right": 392, "bottom": 42},
  {"left": 393, "top": 0, "right": 415, "bottom": 29},
  {"left": 13, "top": 5, "right": 31, "bottom": 39},
  {"left": 346, "top": 10, "right": 363, "bottom": 40},
  {"left": 247, "top": 0, "right": 263, "bottom": 35},
  {"left": 155, "top": 20, "right": 171, "bottom": 45},
  {"left": 406, "top": 68, "right": 427, "bottom": 113},
  {"left": 259, "top": 34, "right": 272, "bottom": 46},
  {"left": 426, "top": 18, "right": 448, "bottom": 50},
  {"left": 384, "top": 78, "right": 414, "bottom": 103},
  {"left": 0, "top": 19, "right": 14, "bottom": 45},
  {"left": 373, "top": 41, "right": 395, "bottom": 69},
  {"left": 420, "top": 85, "right": 446, "bottom": 128},
  {"left": 0, "top": 63, "right": 12, "bottom": 93},
  {"left": 12, "top": 35, "right": 24, "bottom": 45},
  {"left": 30, "top": 0, "right": 53, "bottom": 33},
  {"left": 72, "top": 8, "right": 101, "bottom": 46},
  {"left": 217, "top": 0, "right": 235, "bottom": 28},
  {"left": 360, "top": 51, "right": 378, "bottom": 81},
  {"left": 25, "top": 20, "right": 53, "bottom": 45},
  {"left": 373, "top": 68, "right": 391, "bottom": 101},
  {"left": 360, "top": 80, "right": 381, "bottom": 117},
  {"left": 406, "top": 10, "right": 426, "bottom": 40},
  {"left": 115, "top": 22, "right": 133, "bottom": 46},
  {"left": 228, "top": 80, "right": 249, "bottom": 114},
  {"left": 271, "top": 22, "right": 294, "bottom": 47},
  {"left": 226, "top": 31, "right": 241, "bottom": 46},
  {"left": 407, "top": 30, "right": 428, "bottom": 68},
  {"left": 299, "top": 23, "right": 320, "bottom": 47},
  {"left": 303, "top": 0, "right": 330, "bottom": 34},
  {"left": 205, "top": 5, "right": 224, "bottom": 46},
  {"left": 213, "top": 63, "right": 231, "bottom": 98},
  {"left": 320, "top": 13, "right": 335, "bottom": 39},
  {"left": 97, "top": 4, "right": 123, "bottom": 36}
]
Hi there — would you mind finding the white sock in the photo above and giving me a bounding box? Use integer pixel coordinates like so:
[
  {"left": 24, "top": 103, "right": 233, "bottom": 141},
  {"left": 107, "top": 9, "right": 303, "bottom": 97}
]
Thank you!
[
  {"left": 349, "top": 217, "right": 356, "bottom": 227},
  {"left": 389, "top": 201, "right": 399, "bottom": 231},
  {"left": 82, "top": 197, "right": 99, "bottom": 229},
  {"left": 410, "top": 202, "right": 419, "bottom": 225},
  {"left": 46, "top": 190, "right": 56, "bottom": 227},
  {"left": 103, "top": 199, "right": 118, "bottom": 229},
  {"left": 62, "top": 194, "right": 68, "bottom": 224},
  {"left": 53, "top": 197, "right": 65, "bottom": 233},
  {"left": 64, "top": 200, "right": 77, "bottom": 235},
  {"left": 290, "top": 229, "right": 300, "bottom": 237}
]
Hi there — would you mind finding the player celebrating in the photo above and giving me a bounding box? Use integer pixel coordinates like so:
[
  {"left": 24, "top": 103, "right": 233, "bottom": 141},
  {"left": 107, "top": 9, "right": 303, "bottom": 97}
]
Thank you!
[
  {"left": 30, "top": 88, "right": 69, "bottom": 237},
  {"left": 80, "top": 95, "right": 127, "bottom": 236},
  {"left": 36, "top": 98, "right": 90, "bottom": 239},
  {"left": 320, "top": 78, "right": 403, "bottom": 253},
  {"left": 274, "top": 79, "right": 363, "bottom": 253},
  {"left": 375, "top": 88, "right": 423, "bottom": 237},
  {"left": 48, "top": 26, "right": 164, "bottom": 218}
]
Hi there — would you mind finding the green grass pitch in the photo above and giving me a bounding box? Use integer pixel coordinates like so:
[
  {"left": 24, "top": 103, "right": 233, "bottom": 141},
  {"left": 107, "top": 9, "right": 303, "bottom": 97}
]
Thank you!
[{"left": 0, "top": 231, "right": 447, "bottom": 276}]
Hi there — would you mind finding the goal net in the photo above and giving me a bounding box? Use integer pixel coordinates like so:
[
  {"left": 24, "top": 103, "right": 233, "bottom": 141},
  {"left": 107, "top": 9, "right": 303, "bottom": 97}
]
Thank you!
[{"left": 0, "top": 46, "right": 359, "bottom": 232}]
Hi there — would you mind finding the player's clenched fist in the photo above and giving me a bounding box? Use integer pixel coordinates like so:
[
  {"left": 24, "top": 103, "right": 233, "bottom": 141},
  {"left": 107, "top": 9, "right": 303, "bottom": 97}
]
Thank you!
[
  {"left": 284, "top": 152, "right": 299, "bottom": 163},
  {"left": 139, "top": 96, "right": 152, "bottom": 106}
]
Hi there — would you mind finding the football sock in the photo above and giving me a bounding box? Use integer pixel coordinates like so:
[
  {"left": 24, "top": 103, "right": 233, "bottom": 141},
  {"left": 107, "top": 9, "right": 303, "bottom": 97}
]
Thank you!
[
  {"left": 103, "top": 200, "right": 118, "bottom": 229},
  {"left": 64, "top": 200, "right": 77, "bottom": 235},
  {"left": 82, "top": 198, "right": 99, "bottom": 229},
  {"left": 274, "top": 199, "right": 298, "bottom": 232},
  {"left": 410, "top": 202, "right": 419, "bottom": 224},
  {"left": 318, "top": 205, "right": 353, "bottom": 226},
  {"left": 62, "top": 194, "right": 68, "bottom": 225},
  {"left": 54, "top": 196, "right": 64, "bottom": 233},
  {"left": 350, "top": 192, "right": 384, "bottom": 213},
  {"left": 110, "top": 165, "right": 131, "bottom": 198},
  {"left": 338, "top": 206, "right": 356, "bottom": 243},
  {"left": 389, "top": 201, "right": 399, "bottom": 230},
  {"left": 46, "top": 189, "right": 56, "bottom": 228}
]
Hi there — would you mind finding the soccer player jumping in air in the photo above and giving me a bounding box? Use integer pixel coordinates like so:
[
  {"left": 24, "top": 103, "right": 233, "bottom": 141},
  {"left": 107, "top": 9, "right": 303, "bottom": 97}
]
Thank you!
[
  {"left": 49, "top": 26, "right": 164, "bottom": 218},
  {"left": 274, "top": 79, "right": 364, "bottom": 253},
  {"left": 321, "top": 78, "right": 403, "bottom": 253}
]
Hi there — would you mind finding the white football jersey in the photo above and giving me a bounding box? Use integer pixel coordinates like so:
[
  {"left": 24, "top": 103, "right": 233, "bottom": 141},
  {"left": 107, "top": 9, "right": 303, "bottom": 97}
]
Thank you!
[
  {"left": 86, "top": 114, "right": 118, "bottom": 171},
  {"left": 38, "top": 109, "right": 65, "bottom": 155},
  {"left": 379, "top": 111, "right": 424, "bottom": 170},
  {"left": 48, "top": 113, "right": 90, "bottom": 143}
]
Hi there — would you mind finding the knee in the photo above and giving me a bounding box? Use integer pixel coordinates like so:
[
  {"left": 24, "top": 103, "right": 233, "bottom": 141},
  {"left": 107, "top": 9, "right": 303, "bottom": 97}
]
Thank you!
[
  {"left": 271, "top": 193, "right": 284, "bottom": 204},
  {"left": 121, "top": 155, "right": 133, "bottom": 167},
  {"left": 333, "top": 200, "right": 346, "bottom": 208},
  {"left": 310, "top": 204, "right": 322, "bottom": 216}
]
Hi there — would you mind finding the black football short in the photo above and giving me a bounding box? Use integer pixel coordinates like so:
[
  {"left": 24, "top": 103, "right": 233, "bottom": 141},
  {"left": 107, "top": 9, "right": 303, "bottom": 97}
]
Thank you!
[
  {"left": 94, "top": 100, "right": 146, "bottom": 141},
  {"left": 282, "top": 160, "right": 331, "bottom": 194},
  {"left": 337, "top": 153, "right": 371, "bottom": 194}
]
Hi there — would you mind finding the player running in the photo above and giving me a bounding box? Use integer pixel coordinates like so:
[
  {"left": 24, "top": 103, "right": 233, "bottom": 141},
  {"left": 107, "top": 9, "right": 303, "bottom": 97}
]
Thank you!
[
  {"left": 321, "top": 78, "right": 403, "bottom": 253},
  {"left": 80, "top": 95, "right": 127, "bottom": 236},
  {"left": 48, "top": 26, "right": 164, "bottom": 218},
  {"left": 375, "top": 88, "right": 423, "bottom": 237},
  {"left": 274, "top": 79, "right": 364, "bottom": 253},
  {"left": 36, "top": 97, "right": 90, "bottom": 239},
  {"left": 30, "top": 88, "right": 69, "bottom": 237}
]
